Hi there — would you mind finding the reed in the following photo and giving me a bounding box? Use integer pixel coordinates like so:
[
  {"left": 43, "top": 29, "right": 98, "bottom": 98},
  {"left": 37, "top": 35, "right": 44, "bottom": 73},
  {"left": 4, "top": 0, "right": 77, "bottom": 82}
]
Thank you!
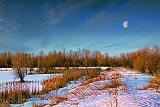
[
  {"left": 0, "top": 81, "right": 40, "bottom": 104},
  {"left": 145, "top": 75, "right": 160, "bottom": 91},
  {"left": 42, "top": 69, "right": 101, "bottom": 93}
]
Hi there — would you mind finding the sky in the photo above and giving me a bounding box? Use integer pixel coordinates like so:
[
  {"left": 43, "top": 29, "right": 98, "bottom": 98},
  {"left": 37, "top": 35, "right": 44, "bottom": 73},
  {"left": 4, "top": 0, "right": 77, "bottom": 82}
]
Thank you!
[{"left": 0, "top": 0, "right": 160, "bottom": 55}]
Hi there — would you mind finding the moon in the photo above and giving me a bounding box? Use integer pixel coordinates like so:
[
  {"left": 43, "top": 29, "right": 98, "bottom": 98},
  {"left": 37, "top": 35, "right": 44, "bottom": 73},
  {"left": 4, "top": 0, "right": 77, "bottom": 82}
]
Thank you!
[{"left": 123, "top": 20, "right": 128, "bottom": 28}]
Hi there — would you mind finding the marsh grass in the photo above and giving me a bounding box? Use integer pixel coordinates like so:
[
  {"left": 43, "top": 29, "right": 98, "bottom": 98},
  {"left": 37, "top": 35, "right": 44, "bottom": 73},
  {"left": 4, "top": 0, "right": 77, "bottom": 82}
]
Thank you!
[
  {"left": 48, "top": 96, "right": 67, "bottom": 106},
  {"left": 32, "top": 102, "right": 45, "bottom": 107},
  {"left": 42, "top": 69, "right": 101, "bottom": 93},
  {"left": 40, "top": 69, "right": 128, "bottom": 106},
  {"left": 0, "top": 100, "right": 10, "bottom": 107},
  {"left": 36, "top": 69, "right": 69, "bottom": 74},
  {"left": 107, "top": 79, "right": 123, "bottom": 88},
  {"left": 145, "top": 75, "right": 160, "bottom": 91},
  {"left": 0, "top": 81, "right": 40, "bottom": 104},
  {"left": 36, "top": 68, "right": 100, "bottom": 74}
]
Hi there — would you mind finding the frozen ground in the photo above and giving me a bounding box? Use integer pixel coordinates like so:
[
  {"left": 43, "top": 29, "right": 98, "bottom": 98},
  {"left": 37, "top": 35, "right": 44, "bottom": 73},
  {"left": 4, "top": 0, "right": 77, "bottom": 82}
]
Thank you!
[
  {"left": 0, "top": 70, "right": 61, "bottom": 107},
  {"left": 10, "top": 78, "right": 83, "bottom": 107},
  {"left": 1, "top": 68, "right": 160, "bottom": 107},
  {"left": 0, "top": 70, "right": 57, "bottom": 82},
  {"left": 52, "top": 68, "right": 160, "bottom": 107}
]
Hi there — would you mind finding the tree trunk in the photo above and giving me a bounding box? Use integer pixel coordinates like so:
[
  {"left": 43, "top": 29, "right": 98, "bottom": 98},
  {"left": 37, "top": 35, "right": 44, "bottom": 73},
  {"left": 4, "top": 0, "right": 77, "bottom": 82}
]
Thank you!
[{"left": 20, "top": 77, "right": 25, "bottom": 82}]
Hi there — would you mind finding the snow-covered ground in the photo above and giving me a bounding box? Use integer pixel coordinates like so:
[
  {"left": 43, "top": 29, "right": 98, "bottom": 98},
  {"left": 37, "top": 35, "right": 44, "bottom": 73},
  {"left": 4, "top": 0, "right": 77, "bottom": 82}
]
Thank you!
[
  {"left": 0, "top": 70, "right": 57, "bottom": 82},
  {"left": 1, "top": 68, "right": 160, "bottom": 107},
  {"left": 0, "top": 67, "right": 109, "bottom": 83},
  {"left": 52, "top": 68, "right": 160, "bottom": 107},
  {"left": 0, "top": 67, "right": 110, "bottom": 71},
  {"left": 0, "top": 68, "right": 82, "bottom": 107},
  {"left": 11, "top": 78, "right": 83, "bottom": 107},
  {"left": 0, "top": 70, "right": 61, "bottom": 107}
]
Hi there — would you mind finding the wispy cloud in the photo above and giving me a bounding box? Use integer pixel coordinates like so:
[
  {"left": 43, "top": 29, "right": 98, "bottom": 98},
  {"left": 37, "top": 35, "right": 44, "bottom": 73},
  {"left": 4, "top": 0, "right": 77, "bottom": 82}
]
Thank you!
[
  {"left": 0, "top": 1, "right": 22, "bottom": 34},
  {"left": 43, "top": 0, "right": 90, "bottom": 25},
  {"left": 0, "top": 17, "right": 21, "bottom": 35}
]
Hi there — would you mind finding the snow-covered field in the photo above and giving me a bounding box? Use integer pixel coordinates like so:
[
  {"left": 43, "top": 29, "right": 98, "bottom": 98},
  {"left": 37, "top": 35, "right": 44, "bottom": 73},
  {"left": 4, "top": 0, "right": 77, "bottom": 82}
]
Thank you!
[
  {"left": 50, "top": 68, "right": 160, "bottom": 107},
  {"left": 0, "top": 67, "right": 109, "bottom": 83},
  {"left": 11, "top": 78, "right": 83, "bottom": 107},
  {"left": 0, "top": 68, "right": 160, "bottom": 107},
  {"left": 0, "top": 70, "right": 57, "bottom": 82}
]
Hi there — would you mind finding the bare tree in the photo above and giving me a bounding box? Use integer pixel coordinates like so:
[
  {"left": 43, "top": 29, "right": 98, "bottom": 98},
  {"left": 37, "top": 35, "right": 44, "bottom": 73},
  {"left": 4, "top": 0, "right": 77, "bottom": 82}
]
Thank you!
[{"left": 12, "top": 52, "right": 29, "bottom": 82}]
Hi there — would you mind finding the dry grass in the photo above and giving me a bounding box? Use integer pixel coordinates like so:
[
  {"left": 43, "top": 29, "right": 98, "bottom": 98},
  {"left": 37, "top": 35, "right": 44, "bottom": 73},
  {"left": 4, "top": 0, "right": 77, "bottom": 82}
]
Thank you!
[
  {"left": 0, "top": 100, "right": 10, "bottom": 107},
  {"left": 42, "top": 69, "right": 101, "bottom": 93},
  {"left": 32, "top": 102, "right": 45, "bottom": 107},
  {"left": 44, "top": 69, "right": 127, "bottom": 106},
  {"left": 43, "top": 75, "right": 68, "bottom": 92},
  {"left": 48, "top": 96, "right": 67, "bottom": 106},
  {"left": 145, "top": 75, "right": 160, "bottom": 91},
  {"left": 80, "top": 75, "right": 106, "bottom": 86},
  {"left": 110, "top": 72, "right": 123, "bottom": 79},
  {"left": 0, "top": 81, "right": 40, "bottom": 104},
  {"left": 107, "top": 79, "right": 123, "bottom": 88},
  {"left": 0, "top": 82, "right": 30, "bottom": 104},
  {"left": 97, "top": 79, "right": 123, "bottom": 91},
  {"left": 69, "top": 71, "right": 124, "bottom": 98},
  {"left": 80, "top": 71, "right": 122, "bottom": 86},
  {"left": 36, "top": 68, "right": 78, "bottom": 74}
]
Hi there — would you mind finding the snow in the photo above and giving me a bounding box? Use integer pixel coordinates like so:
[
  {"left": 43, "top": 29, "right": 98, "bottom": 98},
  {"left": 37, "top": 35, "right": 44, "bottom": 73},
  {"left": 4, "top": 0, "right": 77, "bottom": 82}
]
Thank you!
[
  {"left": 1, "top": 68, "right": 160, "bottom": 107},
  {"left": 56, "top": 90, "right": 159, "bottom": 107},
  {"left": 0, "top": 67, "right": 110, "bottom": 83},
  {"left": 0, "top": 70, "right": 62, "bottom": 95},
  {"left": 122, "top": 71, "right": 151, "bottom": 90},
  {"left": 0, "top": 68, "right": 14, "bottom": 71},
  {"left": 77, "top": 67, "right": 111, "bottom": 70},
  {"left": 24, "top": 74, "right": 60, "bottom": 81},
  {"left": 0, "top": 71, "right": 17, "bottom": 82},
  {"left": 52, "top": 68, "right": 160, "bottom": 107},
  {"left": 11, "top": 78, "right": 83, "bottom": 107},
  {"left": 0, "top": 70, "right": 57, "bottom": 82},
  {"left": 54, "top": 67, "right": 111, "bottom": 70}
]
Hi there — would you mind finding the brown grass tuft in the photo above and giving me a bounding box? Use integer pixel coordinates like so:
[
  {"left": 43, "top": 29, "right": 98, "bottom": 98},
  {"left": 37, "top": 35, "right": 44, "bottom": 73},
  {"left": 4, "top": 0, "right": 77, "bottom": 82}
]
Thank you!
[
  {"left": 32, "top": 102, "right": 45, "bottom": 107},
  {"left": 48, "top": 96, "right": 67, "bottom": 106},
  {"left": 145, "top": 75, "right": 160, "bottom": 91},
  {"left": 107, "top": 79, "right": 123, "bottom": 88}
]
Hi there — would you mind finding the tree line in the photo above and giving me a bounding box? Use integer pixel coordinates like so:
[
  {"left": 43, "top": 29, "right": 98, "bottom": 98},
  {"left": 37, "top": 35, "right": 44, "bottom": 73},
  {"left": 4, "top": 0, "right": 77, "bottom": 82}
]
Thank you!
[{"left": 0, "top": 46, "right": 159, "bottom": 74}]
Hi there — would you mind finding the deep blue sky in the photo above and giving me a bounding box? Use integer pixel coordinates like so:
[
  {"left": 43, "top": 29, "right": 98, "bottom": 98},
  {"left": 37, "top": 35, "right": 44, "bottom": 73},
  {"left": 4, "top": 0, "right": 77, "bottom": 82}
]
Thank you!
[{"left": 0, "top": 0, "right": 160, "bottom": 55}]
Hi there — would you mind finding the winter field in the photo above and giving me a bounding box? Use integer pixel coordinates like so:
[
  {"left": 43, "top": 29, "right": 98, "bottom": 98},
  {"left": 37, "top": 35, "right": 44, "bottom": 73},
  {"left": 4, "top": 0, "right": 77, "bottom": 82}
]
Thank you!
[{"left": 0, "top": 67, "right": 160, "bottom": 107}]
